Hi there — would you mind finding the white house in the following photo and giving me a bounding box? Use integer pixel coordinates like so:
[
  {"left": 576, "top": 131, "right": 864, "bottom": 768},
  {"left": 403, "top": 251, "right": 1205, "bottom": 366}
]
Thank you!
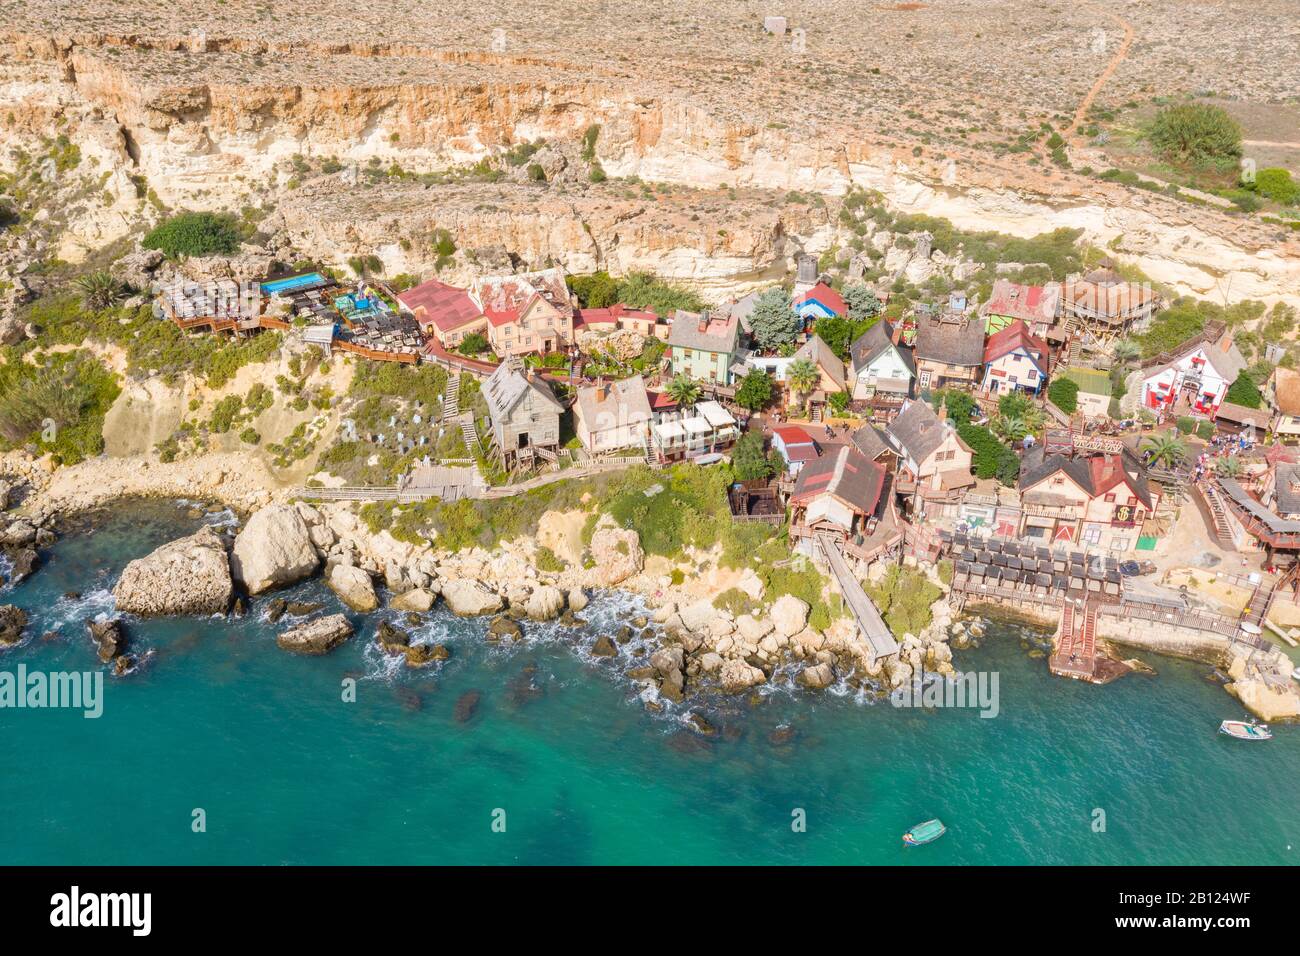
[
  {"left": 849, "top": 320, "right": 915, "bottom": 403},
  {"left": 1138, "top": 328, "right": 1246, "bottom": 418},
  {"left": 981, "top": 320, "right": 1049, "bottom": 396}
]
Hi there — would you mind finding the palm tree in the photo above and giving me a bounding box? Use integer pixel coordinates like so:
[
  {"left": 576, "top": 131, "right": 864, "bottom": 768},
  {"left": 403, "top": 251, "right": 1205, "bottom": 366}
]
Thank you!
[
  {"left": 1144, "top": 432, "right": 1188, "bottom": 469},
  {"left": 786, "top": 357, "right": 820, "bottom": 407},
  {"left": 1215, "top": 455, "right": 1244, "bottom": 478},
  {"left": 666, "top": 374, "right": 701, "bottom": 410},
  {"left": 1112, "top": 339, "right": 1141, "bottom": 366},
  {"left": 993, "top": 415, "right": 1028, "bottom": 443},
  {"left": 74, "top": 271, "right": 123, "bottom": 311}
]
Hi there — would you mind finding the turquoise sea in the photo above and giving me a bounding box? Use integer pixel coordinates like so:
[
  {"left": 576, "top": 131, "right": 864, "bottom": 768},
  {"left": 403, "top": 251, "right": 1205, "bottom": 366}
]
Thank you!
[{"left": 0, "top": 500, "right": 1297, "bottom": 865}]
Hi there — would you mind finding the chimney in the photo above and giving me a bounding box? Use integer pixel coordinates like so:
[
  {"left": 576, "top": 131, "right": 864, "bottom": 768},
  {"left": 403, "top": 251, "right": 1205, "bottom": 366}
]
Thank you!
[{"left": 698, "top": 314, "right": 709, "bottom": 334}]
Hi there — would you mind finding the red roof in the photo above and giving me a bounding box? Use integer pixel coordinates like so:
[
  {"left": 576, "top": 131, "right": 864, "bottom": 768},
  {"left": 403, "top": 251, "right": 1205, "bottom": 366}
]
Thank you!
[
  {"left": 1088, "top": 454, "right": 1137, "bottom": 500},
  {"left": 576, "top": 303, "right": 658, "bottom": 332},
  {"left": 648, "top": 390, "right": 678, "bottom": 410},
  {"left": 982, "top": 280, "right": 1058, "bottom": 323},
  {"left": 793, "top": 282, "right": 847, "bottom": 316},
  {"left": 983, "top": 319, "right": 1049, "bottom": 366},
  {"left": 398, "top": 280, "right": 482, "bottom": 333},
  {"left": 773, "top": 425, "right": 814, "bottom": 445},
  {"left": 773, "top": 425, "right": 819, "bottom": 463}
]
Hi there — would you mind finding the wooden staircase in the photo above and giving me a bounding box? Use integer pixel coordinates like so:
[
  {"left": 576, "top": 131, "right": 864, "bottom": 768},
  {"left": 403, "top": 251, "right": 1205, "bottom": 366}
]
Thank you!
[
  {"left": 1196, "top": 481, "right": 1237, "bottom": 550},
  {"left": 442, "top": 375, "right": 460, "bottom": 423},
  {"left": 1243, "top": 578, "right": 1275, "bottom": 628},
  {"left": 457, "top": 412, "right": 481, "bottom": 455}
]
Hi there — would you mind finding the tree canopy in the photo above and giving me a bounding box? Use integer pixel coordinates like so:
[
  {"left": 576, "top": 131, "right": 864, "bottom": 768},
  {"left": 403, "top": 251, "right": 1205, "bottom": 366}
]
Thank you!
[
  {"left": 735, "top": 370, "right": 774, "bottom": 411},
  {"left": 730, "top": 430, "right": 773, "bottom": 481},
  {"left": 749, "top": 288, "right": 799, "bottom": 351}
]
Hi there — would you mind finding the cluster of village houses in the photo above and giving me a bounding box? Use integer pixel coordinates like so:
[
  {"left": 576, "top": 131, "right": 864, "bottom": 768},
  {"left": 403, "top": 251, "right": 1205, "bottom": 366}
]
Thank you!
[{"left": 159, "top": 258, "right": 1300, "bottom": 579}]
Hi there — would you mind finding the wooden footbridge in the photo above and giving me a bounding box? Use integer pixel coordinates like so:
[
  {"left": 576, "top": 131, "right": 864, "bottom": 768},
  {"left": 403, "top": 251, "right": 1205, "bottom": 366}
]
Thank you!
[{"left": 816, "top": 536, "right": 899, "bottom": 663}]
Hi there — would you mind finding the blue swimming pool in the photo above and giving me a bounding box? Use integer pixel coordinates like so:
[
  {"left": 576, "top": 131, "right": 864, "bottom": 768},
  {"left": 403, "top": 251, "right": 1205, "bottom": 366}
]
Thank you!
[{"left": 262, "top": 272, "right": 326, "bottom": 296}]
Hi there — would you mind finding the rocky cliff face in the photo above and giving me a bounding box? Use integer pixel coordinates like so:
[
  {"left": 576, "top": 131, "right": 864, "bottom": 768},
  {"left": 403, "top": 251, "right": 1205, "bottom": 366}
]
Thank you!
[{"left": 2, "top": 29, "right": 1296, "bottom": 304}]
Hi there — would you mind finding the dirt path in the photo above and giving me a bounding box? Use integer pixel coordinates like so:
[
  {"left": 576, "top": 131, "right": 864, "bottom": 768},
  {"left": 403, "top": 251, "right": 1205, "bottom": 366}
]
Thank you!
[{"left": 1065, "top": 4, "right": 1136, "bottom": 140}]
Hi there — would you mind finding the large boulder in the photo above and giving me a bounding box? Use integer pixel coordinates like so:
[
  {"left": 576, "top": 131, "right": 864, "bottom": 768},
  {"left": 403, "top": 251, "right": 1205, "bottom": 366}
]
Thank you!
[
  {"left": 390, "top": 588, "right": 436, "bottom": 613},
  {"left": 585, "top": 527, "right": 644, "bottom": 586},
  {"left": 326, "top": 563, "right": 378, "bottom": 612},
  {"left": 0, "top": 604, "right": 27, "bottom": 645},
  {"left": 797, "top": 662, "right": 836, "bottom": 689},
  {"left": 441, "top": 579, "right": 504, "bottom": 616},
  {"left": 112, "top": 526, "right": 233, "bottom": 616},
  {"left": 276, "top": 614, "right": 354, "bottom": 655},
  {"left": 230, "top": 505, "right": 320, "bottom": 595},
  {"left": 679, "top": 599, "right": 721, "bottom": 633},
  {"left": 771, "top": 594, "right": 811, "bottom": 638},
  {"left": 525, "top": 585, "right": 565, "bottom": 621}
]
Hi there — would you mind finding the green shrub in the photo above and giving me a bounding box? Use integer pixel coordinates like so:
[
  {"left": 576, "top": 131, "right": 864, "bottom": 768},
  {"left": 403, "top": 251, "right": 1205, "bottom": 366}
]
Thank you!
[
  {"left": 534, "top": 545, "right": 566, "bottom": 573},
  {"left": 713, "top": 587, "right": 757, "bottom": 617},
  {"left": 239, "top": 426, "right": 261, "bottom": 444},
  {"left": 1176, "top": 416, "right": 1195, "bottom": 435},
  {"left": 1047, "top": 377, "right": 1079, "bottom": 413},
  {"left": 1224, "top": 372, "right": 1263, "bottom": 409},
  {"left": 1149, "top": 103, "right": 1242, "bottom": 166},
  {"left": 142, "top": 212, "right": 243, "bottom": 258},
  {"left": 1195, "top": 421, "right": 1215, "bottom": 441},
  {"left": 865, "top": 566, "right": 941, "bottom": 638},
  {"left": 0, "top": 351, "right": 120, "bottom": 465}
]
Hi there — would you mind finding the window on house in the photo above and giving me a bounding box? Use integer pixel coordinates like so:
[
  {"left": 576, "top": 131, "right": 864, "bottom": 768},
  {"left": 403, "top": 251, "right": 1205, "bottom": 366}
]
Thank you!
[{"left": 1104, "top": 493, "right": 1116, "bottom": 503}]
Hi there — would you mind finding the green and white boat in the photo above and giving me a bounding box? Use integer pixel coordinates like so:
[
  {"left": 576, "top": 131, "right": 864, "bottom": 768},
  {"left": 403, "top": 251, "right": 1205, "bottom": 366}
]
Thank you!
[{"left": 903, "top": 818, "right": 946, "bottom": 846}]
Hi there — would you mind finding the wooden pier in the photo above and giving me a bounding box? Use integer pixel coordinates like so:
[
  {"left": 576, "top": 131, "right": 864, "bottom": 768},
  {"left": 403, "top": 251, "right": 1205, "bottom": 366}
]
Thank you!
[{"left": 816, "top": 536, "right": 899, "bottom": 663}]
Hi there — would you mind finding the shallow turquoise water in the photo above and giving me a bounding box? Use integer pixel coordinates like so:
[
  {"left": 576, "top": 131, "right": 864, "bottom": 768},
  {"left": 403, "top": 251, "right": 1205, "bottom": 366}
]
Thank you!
[{"left": 0, "top": 501, "right": 1296, "bottom": 865}]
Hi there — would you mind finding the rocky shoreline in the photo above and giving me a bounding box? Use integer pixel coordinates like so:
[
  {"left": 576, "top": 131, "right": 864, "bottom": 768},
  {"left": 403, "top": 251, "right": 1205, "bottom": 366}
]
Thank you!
[{"left": 1, "top": 448, "right": 1296, "bottom": 720}]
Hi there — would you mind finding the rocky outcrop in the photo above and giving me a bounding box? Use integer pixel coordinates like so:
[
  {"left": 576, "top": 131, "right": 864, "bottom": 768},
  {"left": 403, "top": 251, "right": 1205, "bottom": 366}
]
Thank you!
[
  {"left": 112, "top": 526, "right": 233, "bottom": 616},
  {"left": 87, "top": 617, "right": 127, "bottom": 663},
  {"left": 585, "top": 527, "right": 643, "bottom": 586},
  {"left": 230, "top": 505, "right": 320, "bottom": 595},
  {"left": 0, "top": 605, "right": 28, "bottom": 645},
  {"left": 441, "top": 579, "right": 505, "bottom": 616},
  {"left": 276, "top": 614, "right": 354, "bottom": 655},
  {"left": 326, "top": 563, "right": 378, "bottom": 612}
]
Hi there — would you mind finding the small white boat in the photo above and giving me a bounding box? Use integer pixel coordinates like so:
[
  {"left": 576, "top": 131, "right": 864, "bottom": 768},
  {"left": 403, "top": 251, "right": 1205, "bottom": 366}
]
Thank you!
[
  {"left": 1219, "top": 719, "right": 1272, "bottom": 741},
  {"left": 1292, "top": 666, "right": 1300, "bottom": 681}
]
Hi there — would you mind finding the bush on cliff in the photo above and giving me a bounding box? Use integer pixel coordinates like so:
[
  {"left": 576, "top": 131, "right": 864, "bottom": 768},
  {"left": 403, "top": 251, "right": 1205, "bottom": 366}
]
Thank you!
[{"left": 143, "top": 212, "right": 243, "bottom": 259}]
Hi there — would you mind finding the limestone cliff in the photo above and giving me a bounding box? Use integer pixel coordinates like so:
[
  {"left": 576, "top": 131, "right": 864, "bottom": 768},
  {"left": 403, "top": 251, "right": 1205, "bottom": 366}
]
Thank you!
[{"left": 1, "top": 28, "right": 1296, "bottom": 304}]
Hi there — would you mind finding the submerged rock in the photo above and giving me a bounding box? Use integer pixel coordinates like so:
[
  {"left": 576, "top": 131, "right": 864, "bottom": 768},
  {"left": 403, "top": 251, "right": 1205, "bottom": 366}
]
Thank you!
[
  {"left": 454, "top": 690, "right": 482, "bottom": 723},
  {"left": 0, "top": 604, "right": 28, "bottom": 645},
  {"left": 265, "top": 598, "right": 288, "bottom": 623},
  {"left": 112, "top": 526, "right": 233, "bottom": 617},
  {"left": 276, "top": 614, "right": 354, "bottom": 655},
  {"left": 375, "top": 621, "right": 411, "bottom": 653},
  {"left": 230, "top": 505, "right": 320, "bottom": 595},
  {"left": 487, "top": 615, "right": 523, "bottom": 641},
  {"left": 404, "top": 643, "right": 450, "bottom": 668},
  {"left": 591, "top": 635, "right": 618, "bottom": 657}
]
